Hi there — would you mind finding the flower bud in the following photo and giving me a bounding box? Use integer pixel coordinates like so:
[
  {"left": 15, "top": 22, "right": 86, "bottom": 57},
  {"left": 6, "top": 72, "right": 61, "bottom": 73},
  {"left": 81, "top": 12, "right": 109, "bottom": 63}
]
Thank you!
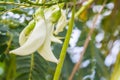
[
  {"left": 54, "top": 10, "right": 67, "bottom": 35},
  {"left": 44, "top": 5, "right": 61, "bottom": 23}
]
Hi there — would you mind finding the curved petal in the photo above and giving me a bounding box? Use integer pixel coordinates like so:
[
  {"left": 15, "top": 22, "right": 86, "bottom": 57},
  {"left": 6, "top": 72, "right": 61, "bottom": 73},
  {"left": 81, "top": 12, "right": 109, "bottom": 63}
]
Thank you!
[
  {"left": 38, "top": 22, "right": 58, "bottom": 63},
  {"left": 38, "top": 37, "right": 58, "bottom": 63},
  {"left": 19, "top": 20, "right": 35, "bottom": 46},
  {"left": 47, "top": 22, "right": 62, "bottom": 44},
  {"left": 50, "top": 35, "right": 62, "bottom": 44},
  {"left": 10, "top": 19, "right": 46, "bottom": 55}
]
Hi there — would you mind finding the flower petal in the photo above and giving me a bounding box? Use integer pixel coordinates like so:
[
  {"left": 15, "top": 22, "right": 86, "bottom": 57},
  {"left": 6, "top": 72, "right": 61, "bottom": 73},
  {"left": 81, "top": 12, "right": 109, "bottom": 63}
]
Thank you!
[
  {"left": 10, "top": 19, "right": 46, "bottom": 55},
  {"left": 38, "top": 37, "right": 58, "bottom": 63},
  {"left": 38, "top": 21, "right": 58, "bottom": 63},
  {"left": 50, "top": 35, "right": 62, "bottom": 44},
  {"left": 48, "top": 22, "right": 63, "bottom": 44},
  {"left": 19, "top": 20, "right": 35, "bottom": 46}
]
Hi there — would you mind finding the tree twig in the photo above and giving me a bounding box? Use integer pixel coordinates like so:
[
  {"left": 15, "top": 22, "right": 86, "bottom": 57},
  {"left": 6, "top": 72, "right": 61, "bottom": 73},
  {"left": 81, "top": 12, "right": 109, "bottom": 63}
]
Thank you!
[
  {"left": 0, "top": 1, "right": 29, "bottom": 6},
  {"left": 0, "top": 0, "right": 92, "bottom": 15},
  {"left": 68, "top": 0, "right": 107, "bottom": 80},
  {"left": 0, "top": 1, "right": 64, "bottom": 7},
  {"left": 0, "top": 0, "right": 91, "bottom": 8}
]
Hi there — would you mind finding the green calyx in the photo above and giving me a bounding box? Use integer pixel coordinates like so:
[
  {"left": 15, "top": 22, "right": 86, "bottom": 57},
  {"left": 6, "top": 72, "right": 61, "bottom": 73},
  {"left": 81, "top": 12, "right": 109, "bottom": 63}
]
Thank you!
[
  {"left": 24, "top": 20, "right": 35, "bottom": 36},
  {"left": 34, "top": 7, "right": 44, "bottom": 20},
  {"left": 50, "top": 9, "right": 61, "bottom": 23}
]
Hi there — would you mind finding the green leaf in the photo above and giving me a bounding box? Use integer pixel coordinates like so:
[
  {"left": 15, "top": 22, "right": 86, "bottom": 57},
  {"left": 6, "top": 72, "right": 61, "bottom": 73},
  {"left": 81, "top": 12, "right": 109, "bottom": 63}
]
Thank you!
[
  {"left": 0, "top": 44, "right": 7, "bottom": 54},
  {"left": 15, "top": 53, "right": 49, "bottom": 80},
  {"left": 0, "top": 6, "right": 6, "bottom": 11}
]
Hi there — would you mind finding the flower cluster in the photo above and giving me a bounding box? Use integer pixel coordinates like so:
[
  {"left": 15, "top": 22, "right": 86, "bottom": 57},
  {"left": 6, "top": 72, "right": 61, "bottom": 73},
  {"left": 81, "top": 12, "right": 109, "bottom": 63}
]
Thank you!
[{"left": 10, "top": 5, "right": 67, "bottom": 63}]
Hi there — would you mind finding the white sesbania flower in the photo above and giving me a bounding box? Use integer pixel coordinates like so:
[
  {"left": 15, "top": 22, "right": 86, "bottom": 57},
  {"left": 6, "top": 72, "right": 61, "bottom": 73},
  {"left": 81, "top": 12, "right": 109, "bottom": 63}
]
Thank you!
[
  {"left": 10, "top": 4, "right": 66, "bottom": 63},
  {"left": 37, "top": 5, "right": 62, "bottom": 63}
]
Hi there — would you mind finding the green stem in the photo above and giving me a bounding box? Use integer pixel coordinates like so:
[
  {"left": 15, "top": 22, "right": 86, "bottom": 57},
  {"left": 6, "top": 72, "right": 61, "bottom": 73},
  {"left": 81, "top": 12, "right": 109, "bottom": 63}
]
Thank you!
[
  {"left": 53, "top": 1, "right": 76, "bottom": 80},
  {"left": 0, "top": 1, "right": 67, "bottom": 7},
  {"left": 75, "top": 0, "right": 93, "bottom": 18},
  {"left": 6, "top": 55, "right": 16, "bottom": 80},
  {"left": 0, "top": 1, "right": 30, "bottom": 6},
  {"left": 28, "top": 54, "right": 34, "bottom": 80},
  {"left": 53, "top": 0, "right": 94, "bottom": 79}
]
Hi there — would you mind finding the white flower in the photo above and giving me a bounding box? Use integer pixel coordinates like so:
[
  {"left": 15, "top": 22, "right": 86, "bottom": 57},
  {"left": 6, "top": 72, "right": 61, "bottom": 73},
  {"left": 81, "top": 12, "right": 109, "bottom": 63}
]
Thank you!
[{"left": 10, "top": 5, "right": 66, "bottom": 63}]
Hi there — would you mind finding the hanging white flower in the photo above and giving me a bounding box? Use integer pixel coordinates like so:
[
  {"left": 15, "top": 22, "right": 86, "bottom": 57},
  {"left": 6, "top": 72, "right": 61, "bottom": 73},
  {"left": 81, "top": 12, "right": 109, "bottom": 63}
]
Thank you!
[{"left": 9, "top": 5, "right": 66, "bottom": 63}]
